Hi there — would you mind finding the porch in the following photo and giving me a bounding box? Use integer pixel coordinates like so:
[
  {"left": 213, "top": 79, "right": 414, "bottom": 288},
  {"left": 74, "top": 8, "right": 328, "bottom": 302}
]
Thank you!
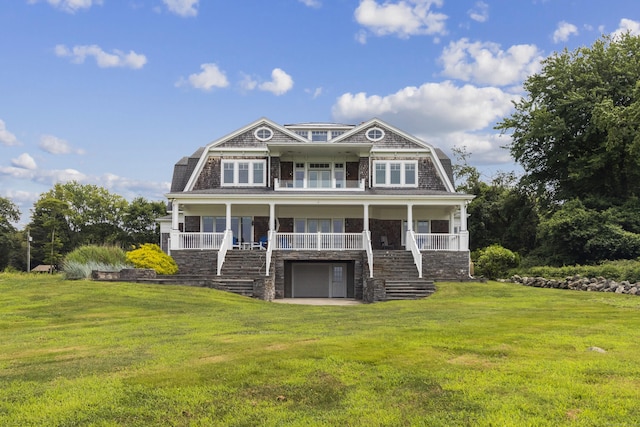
[{"left": 169, "top": 231, "right": 466, "bottom": 252}]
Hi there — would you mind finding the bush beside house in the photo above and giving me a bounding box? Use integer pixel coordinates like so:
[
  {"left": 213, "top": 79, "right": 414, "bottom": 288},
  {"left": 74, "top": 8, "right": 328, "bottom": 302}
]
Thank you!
[{"left": 126, "top": 244, "right": 178, "bottom": 275}]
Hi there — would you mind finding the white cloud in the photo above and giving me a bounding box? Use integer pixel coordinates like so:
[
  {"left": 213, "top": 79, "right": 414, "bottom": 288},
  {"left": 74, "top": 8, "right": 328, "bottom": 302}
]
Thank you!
[
  {"left": 430, "top": 132, "right": 513, "bottom": 166},
  {"left": 258, "top": 68, "right": 294, "bottom": 96},
  {"left": 0, "top": 165, "right": 169, "bottom": 201},
  {"left": 305, "top": 87, "right": 323, "bottom": 99},
  {"left": 299, "top": 0, "right": 321, "bottom": 7},
  {"left": 28, "top": 0, "right": 102, "bottom": 14},
  {"left": 553, "top": 21, "right": 578, "bottom": 43},
  {"left": 439, "top": 39, "right": 543, "bottom": 86},
  {"left": 239, "top": 73, "right": 258, "bottom": 91},
  {"left": 332, "top": 80, "right": 519, "bottom": 135},
  {"left": 0, "top": 119, "right": 19, "bottom": 146},
  {"left": 55, "top": 44, "right": 147, "bottom": 69},
  {"left": 612, "top": 18, "right": 640, "bottom": 37},
  {"left": 11, "top": 153, "right": 37, "bottom": 170},
  {"left": 355, "top": 30, "right": 369, "bottom": 44},
  {"left": 163, "top": 0, "right": 199, "bottom": 17},
  {"left": 176, "top": 63, "right": 229, "bottom": 91},
  {"left": 354, "top": 0, "right": 447, "bottom": 39},
  {"left": 468, "top": 1, "right": 489, "bottom": 23},
  {"left": 38, "top": 134, "right": 85, "bottom": 155}
]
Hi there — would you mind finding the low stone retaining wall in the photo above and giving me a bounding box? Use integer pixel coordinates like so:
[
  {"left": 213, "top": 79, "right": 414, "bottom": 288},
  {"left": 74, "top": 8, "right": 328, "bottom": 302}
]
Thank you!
[
  {"left": 511, "top": 275, "right": 640, "bottom": 295},
  {"left": 92, "top": 268, "right": 157, "bottom": 281}
]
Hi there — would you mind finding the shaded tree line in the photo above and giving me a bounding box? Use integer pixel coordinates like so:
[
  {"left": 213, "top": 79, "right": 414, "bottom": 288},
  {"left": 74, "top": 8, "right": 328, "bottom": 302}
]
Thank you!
[
  {"left": 0, "top": 182, "right": 166, "bottom": 271},
  {"left": 463, "top": 33, "right": 640, "bottom": 267}
]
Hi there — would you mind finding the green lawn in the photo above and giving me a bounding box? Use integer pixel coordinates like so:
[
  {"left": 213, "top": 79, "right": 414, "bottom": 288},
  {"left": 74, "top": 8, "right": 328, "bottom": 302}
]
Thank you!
[{"left": 1, "top": 274, "right": 639, "bottom": 426}]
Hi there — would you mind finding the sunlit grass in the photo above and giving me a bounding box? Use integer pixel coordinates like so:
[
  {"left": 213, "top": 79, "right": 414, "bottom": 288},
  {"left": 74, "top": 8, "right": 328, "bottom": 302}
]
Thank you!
[{"left": 1, "top": 273, "right": 639, "bottom": 425}]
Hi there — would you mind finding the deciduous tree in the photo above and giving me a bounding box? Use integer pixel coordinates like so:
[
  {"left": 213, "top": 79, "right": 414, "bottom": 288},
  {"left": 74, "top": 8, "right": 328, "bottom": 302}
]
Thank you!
[{"left": 497, "top": 33, "right": 640, "bottom": 204}]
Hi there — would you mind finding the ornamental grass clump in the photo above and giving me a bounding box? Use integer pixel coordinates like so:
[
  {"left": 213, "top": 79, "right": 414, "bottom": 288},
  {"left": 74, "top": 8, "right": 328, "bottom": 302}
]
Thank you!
[
  {"left": 126, "top": 243, "right": 178, "bottom": 275},
  {"left": 63, "top": 245, "right": 131, "bottom": 279}
]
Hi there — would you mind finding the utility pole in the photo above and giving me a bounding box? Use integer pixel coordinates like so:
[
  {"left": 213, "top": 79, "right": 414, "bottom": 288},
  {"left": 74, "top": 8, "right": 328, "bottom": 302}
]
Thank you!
[{"left": 27, "top": 229, "right": 31, "bottom": 272}]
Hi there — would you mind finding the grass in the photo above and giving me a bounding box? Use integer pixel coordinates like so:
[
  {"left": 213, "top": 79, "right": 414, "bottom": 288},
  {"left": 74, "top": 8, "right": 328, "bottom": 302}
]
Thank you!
[{"left": 1, "top": 273, "right": 639, "bottom": 426}]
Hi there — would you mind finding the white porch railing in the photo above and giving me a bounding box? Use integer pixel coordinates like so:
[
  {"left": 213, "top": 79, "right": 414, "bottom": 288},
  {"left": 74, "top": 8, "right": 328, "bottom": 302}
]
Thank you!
[
  {"left": 363, "top": 230, "right": 373, "bottom": 278},
  {"left": 216, "top": 230, "right": 233, "bottom": 275},
  {"left": 406, "top": 231, "right": 423, "bottom": 278},
  {"left": 414, "top": 233, "right": 463, "bottom": 251},
  {"left": 176, "top": 232, "right": 225, "bottom": 250},
  {"left": 274, "top": 178, "right": 366, "bottom": 191},
  {"left": 273, "top": 232, "right": 364, "bottom": 250}
]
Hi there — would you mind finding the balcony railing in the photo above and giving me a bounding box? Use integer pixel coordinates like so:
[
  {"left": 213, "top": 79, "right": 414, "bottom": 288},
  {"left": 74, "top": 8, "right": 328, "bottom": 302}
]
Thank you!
[
  {"left": 273, "top": 232, "right": 364, "bottom": 250},
  {"left": 274, "top": 178, "right": 365, "bottom": 191},
  {"left": 174, "top": 232, "right": 225, "bottom": 249},
  {"left": 168, "top": 231, "right": 468, "bottom": 252},
  {"left": 414, "top": 233, "right": 462, "bottom": 251}
]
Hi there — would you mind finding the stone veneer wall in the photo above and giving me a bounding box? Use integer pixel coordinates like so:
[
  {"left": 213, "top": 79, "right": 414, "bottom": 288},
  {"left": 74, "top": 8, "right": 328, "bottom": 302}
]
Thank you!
[
  {"left": 171, "top": 250, "right": 218, "bottom": 275},
  {"left": 422, "top": 251, "right": 471, "bottom": 281},
  {"left": 273, "top": 251, "right": 365, "bottom": 299}
]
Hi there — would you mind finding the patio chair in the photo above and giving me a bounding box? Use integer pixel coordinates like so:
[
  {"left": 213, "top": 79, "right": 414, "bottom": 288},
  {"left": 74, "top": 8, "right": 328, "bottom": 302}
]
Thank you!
[
  {"left": 380, "top": 235, "right": 393, "bottom": 249},
  {"left": 232, "top": 237, "right": 241, "bottom": 250},
  {"left": 252, "top": 235, "right": 268, "bottom": 250}
]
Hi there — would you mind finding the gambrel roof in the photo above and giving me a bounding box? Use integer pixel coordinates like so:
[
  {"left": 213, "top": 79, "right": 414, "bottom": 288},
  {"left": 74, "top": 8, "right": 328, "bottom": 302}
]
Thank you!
[{"left": 170, "top": 117, "right": 458, "bottom": 194}]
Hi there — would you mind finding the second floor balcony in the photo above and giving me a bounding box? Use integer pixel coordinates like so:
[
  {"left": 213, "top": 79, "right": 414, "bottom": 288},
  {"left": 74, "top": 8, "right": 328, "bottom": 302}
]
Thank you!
[{"left": 274, "top": 177, "right": 365, "bottom": 191}]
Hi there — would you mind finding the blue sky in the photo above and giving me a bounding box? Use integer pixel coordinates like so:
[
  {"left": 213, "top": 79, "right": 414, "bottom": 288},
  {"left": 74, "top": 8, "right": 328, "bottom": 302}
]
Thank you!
[{"left": 1, "top": 0, "right": 638, "bottom": 225}]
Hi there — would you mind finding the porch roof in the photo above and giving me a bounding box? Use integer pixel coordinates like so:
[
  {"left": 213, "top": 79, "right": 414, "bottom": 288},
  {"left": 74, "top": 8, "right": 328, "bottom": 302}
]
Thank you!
[{"left": 165, "top": 187, "right": 473, "bottom": 204}]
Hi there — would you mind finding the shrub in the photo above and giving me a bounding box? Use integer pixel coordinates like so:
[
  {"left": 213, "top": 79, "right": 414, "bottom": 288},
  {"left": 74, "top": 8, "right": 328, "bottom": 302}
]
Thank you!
[
  {"left": 518, "top": 259, "right": 640, "bottom": 282},
  {"left": 126, "top": 244, "right": 178, "bottom": 275},
  {"left": 64, "top": 245, "right": 129, "bottom": 266},
  {"left": 473, "top": 244, "right": 519, "bottom": 279},
  {"left": 62, "top": 245, "right": 131, "bottom": 279},
  {"left": 63, "top": 260, "right": 130, "bottom": 280}
]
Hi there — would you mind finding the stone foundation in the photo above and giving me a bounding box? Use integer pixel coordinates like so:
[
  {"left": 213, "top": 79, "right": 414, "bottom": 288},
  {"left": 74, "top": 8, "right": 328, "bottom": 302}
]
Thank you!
[
  {"left": 422, "top": 251, "right": 471, "bottom": 280},
  {"left": 171, "top": 250, "right": 218, "bottom": 275}
]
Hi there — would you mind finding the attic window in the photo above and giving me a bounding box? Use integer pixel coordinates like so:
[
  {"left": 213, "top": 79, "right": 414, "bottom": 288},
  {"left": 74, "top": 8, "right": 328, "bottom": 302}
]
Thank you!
[
  {"left": 255, "top": 127, "right": 273, "bottom": 141},
  {"left": 366, "top": 127, "right": 384, "bottom": 142}
]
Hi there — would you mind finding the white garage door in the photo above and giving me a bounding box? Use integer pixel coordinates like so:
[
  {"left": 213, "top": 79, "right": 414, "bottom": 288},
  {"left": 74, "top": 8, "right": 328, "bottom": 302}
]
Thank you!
[{"left": 292, "top": 263, "right": 346, "bottom": 298}]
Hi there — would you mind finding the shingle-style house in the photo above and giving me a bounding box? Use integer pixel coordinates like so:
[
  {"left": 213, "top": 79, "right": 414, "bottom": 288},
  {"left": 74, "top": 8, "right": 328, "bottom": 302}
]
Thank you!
[{"left": 159, "top": 117, "right": 473, "bottom": 302}]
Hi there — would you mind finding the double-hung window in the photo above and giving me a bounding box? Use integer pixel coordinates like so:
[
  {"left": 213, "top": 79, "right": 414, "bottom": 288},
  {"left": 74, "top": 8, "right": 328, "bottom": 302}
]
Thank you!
[
  {"left": 373, "top": 161, "right": 418, "bottom": 187},
  {"left": 221, "top": 160, "right": 266, "bottom": 186}
]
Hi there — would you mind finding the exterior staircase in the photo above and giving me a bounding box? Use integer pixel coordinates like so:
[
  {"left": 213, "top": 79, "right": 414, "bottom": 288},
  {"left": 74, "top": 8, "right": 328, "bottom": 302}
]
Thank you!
[{"left": 372, "top": 250, "right": 435, "bottom": 300}]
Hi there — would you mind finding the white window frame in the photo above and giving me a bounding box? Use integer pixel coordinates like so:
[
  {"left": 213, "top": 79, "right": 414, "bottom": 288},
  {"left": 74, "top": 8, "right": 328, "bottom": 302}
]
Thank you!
[
  {"left": 372, "top": 160, "right": 418, "bottom": 187},
  {"left": 221, "top": 159, "right": 267, "bottom": 187}
]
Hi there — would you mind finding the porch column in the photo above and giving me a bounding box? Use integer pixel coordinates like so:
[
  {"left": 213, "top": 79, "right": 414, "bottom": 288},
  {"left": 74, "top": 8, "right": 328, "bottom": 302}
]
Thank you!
[
  {"left": 170, "top": 200, "right": 180, "bottom": 251},
  {"left": 226, "top": 203, "right": 232, "bottom": 231},
  {"left": 459, "top": 202, "right": 469, "bottom": 251},
  {"left": 363, "top": 203, "right": 369, "bottom": 231},
  {"left": 406, "top": 204, "right": 413, "bottom": 231},
  {"left": 269, "top": 203, "right": 275, "bottom": 231},
  {"left": 171, "top": 200, "right": 180, "bottom": 230},
  {"left": 449, "top": 210, "right": 455, "bottom": 233},
  {"left": 459, "top": 203, "right": 468, "bottom": 231}
]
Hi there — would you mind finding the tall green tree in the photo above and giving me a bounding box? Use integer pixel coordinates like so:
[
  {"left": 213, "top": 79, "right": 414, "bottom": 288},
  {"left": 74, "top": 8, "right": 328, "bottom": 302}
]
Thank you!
[
  {"left": 29, "top": 197, "right": 72, "bottom": 268},
  {"left": 497, "top": 33, "right": 640, "bottom": 204},
  {"left": 41, "top": 182, "right": 127, "bottom": 246},
  {"left": 121, "top": 197, "right": 167, "bottom": 247},
  {"left": 27, "top": 182, "right": 167, "bottom": 264},
  {"left": 0, "top": 197, "right": 21, "bottom": 270},
  {"left": 452, "top": 147, "right": 539, "bottom": 256}
]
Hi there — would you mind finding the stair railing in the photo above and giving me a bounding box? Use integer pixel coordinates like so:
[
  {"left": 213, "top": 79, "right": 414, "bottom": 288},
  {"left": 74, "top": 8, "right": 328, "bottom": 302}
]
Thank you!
[
  {"left": 217, "top": 229, "right": 232, "bottom": 275},
  {"left": 406, "top": 230, "right": 423, "bottom": 278}
]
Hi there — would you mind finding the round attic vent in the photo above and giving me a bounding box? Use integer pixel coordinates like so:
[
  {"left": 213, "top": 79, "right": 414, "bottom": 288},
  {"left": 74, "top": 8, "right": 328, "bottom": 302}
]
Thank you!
[
  {"left": 366, "top": 127, "right": 384, "bottom": 141},
  {"left": 255, "top": 126, "right": 273, "bottom": 141}
]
